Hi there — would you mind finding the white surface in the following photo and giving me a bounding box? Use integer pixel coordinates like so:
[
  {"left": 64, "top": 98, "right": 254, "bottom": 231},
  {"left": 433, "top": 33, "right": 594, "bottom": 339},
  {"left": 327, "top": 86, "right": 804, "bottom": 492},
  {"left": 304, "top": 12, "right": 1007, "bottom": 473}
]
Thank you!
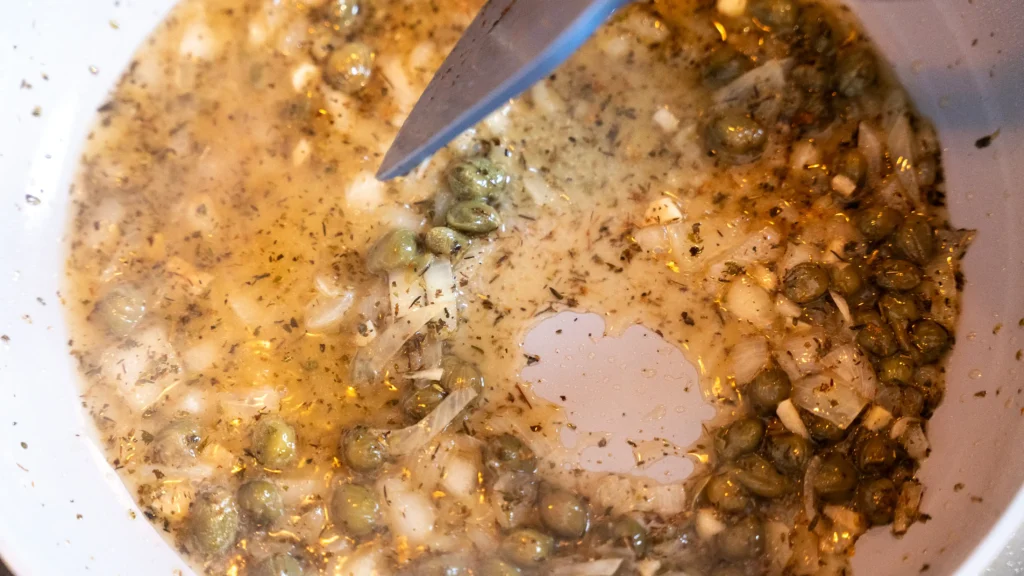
[{"left": 0, "top": 1, "right": 1022, "bottom": 575}]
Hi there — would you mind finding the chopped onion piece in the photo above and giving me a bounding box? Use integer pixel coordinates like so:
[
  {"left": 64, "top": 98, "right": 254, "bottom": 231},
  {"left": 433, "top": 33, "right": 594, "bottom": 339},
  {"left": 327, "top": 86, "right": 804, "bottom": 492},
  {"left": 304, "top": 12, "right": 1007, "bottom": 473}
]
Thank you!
[
  {"left": 634, "top": 225, "right": 671, "bottom": 253},
  {"left": 351, "top": 303, "right": 448, "bottom": 384},
  {"left": 424, "top": 257, "right": 458, "bottom": 335},
  {"left": 888, "top": 114, "right": 922, "bottom": 209},
  {"left": 775, "top": 293, "right": 802, "bottom": 318},
  {"left": 804, "top": 456, "right": 821, "bottom": 521},
  {"left": 696, "top": 508, "right": 726, "bottom": 540},
  {"left": 822, "top": 344, "right": 877, "bottom": 401},
  {"left": 643, "top": 197, "right": 683, "bottom": 226},
  {"left": 389, "top": 268, "right": 426, "bottom": 319},
  {"left": 551, "top": 559, "right": 624, "bottom": 576},
  {"left": 637, "top": 560, "right": 662, "bottom": 576},
  {"left": 862, "top": 405, "right": 893, "bottom": 431},
  {"left": 894, "top": 480, "right": 923, "bottom": 535},
  {"left": 404, "top": 367, "right": 443, "bottom": 381},
  {"left": 792, "top": 371, "right": 868, "bottom": 429},
  {"left": 775, "top": 329, "right": 827, "bottom": 380},
  {"left": 822, "top": 505, "right": 866, "bottom": 554},
  {"left": 889, "top": 416, "right": 920, "bottom": 441},
  {"left": 777, "top": 399, "right": 809, "bottom": 438},
  {"left": 748, "top": 263, "right": 778, "bottom": 292},
  {"left": 831, "top": 174, "right": 857, "bottom": 198},
  {"left": 716, "top": 0, "right": 747, "bottom": 17},
  {"left": 385, "top": 387, "right": 478, "bottom": 456},
  {"left": 858, "top": 122, "right": 884, "bottom": 187},
  {"left": 522, "top": 171, "right": 559, "bottom": 206},
  {"left": 891, "top": 417, "right": 929, "bottom": 460},
  {"left": 724, "top": 277, "right": 775, "bottom": 328},
  {"left": 354, "top": 320, "right": 377, "bottom": 347},
  {"left": 730, "top": 336, "right": 770, "bottom": 385},
  {"left": 829, "top": 290, "right": 852, "bottom": 326},
  {"left": 714, "top": 60, "right": 788, "bottom": 105},
  {"left": 652, "top": 108, "right": 681, "bottom": 133},
  {"left": 305, "top": 292, "right": 355, "bottom": 331}
]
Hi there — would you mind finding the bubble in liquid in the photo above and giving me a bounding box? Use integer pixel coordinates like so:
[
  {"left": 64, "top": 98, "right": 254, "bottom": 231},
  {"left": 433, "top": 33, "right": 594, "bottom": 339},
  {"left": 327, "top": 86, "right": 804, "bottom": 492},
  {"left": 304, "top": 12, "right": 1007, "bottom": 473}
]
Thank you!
[{"left": 969, "top": 369, "right": 983, "bottom": 380}]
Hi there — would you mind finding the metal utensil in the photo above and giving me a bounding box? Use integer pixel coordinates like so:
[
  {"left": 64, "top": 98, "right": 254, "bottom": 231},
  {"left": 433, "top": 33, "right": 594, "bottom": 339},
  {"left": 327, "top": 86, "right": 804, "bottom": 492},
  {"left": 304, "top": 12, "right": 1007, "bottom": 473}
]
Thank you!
[{"left": 376, "top": 0, "right": 632, "bottom": 180}]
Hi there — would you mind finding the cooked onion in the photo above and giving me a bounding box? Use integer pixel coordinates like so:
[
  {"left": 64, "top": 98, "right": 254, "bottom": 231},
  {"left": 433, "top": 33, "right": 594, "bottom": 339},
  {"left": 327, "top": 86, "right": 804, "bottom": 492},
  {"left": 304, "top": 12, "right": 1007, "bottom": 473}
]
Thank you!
[
  {"left": 730, "top": 336, "right": 770, "bottom": 385},
  {"left": 305, "top": 292, "right": 355, "bottom": 331},
  {"left": 775, "top": 329, "right": 827, "bottom": 381},
  {"left": 894, "top": 480, "right": 923, "bottom": 535},
  {"left": 791, "top": 371, "right": 868, "bottom": 429},
  {"left": 696, "top": 508, "right": 726, "bottom": 540},
  {"left": 724, "top": 277, "right": 775, "bottom": 328},
  {"left": 887, "top": 115, "right": 923, "bottom": 210},
  {"left": 777, "top": 399, "right": 809, "bottom": 438},
  {"left": 386, "top": 387, "right": 478, "bottom": 456},
  {"left": 351, "top": 302, "right": 448, "bottom": 384},
  {"left": 822, "top": 344, "right": 877, "bottom": 401},
  {"left": 862, "top": 405, "right": 893, "bottom": 431},
  {"left": 551, "top": 559, "right": 624, "bottom": 576},
  {"left": 803, "top": 456, "right": 821, "bottom": 521}
]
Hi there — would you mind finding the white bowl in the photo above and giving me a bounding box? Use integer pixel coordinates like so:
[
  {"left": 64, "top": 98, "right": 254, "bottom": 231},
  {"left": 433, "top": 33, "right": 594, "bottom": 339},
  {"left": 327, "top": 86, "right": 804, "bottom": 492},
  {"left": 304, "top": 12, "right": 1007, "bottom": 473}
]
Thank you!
[{"left": 0, "top": 1, "right": 1021, "bottom": 574}]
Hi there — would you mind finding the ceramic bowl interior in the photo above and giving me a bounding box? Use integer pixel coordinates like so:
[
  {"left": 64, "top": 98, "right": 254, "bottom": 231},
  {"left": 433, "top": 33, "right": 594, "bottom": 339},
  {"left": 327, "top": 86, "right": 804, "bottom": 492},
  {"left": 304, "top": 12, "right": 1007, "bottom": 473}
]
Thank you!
[{"left": 0, "top": 1, "right": 1021, "bottom": 574}]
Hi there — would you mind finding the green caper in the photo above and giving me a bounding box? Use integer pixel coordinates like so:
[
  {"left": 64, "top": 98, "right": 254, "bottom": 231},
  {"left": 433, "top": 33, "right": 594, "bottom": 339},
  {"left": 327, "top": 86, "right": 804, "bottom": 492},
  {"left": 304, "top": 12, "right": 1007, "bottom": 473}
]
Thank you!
[
  {"left": 857, "top": 321, "right": 898, "bottom": 357},
  {"left": 900, "top": 385, "right": 926, "bottom": 418},
  {"left": 748, "top": 368, "right": 792, "bottom": 415},
  {"left": 894, "top": 214, "right": 935, "bottom": 265},
  {"left": 749, "top": 0, "right": 798, "bottom": 32},
  {"left": 716, "top": 418, "right": 765, "bottom": 461},
  {"left": 856, "top": 477, "right": 897, "bottom": 525},
  {"left": 189, "top": 486, "right": 239, "bottom": 556},
  {"left": 858, "top": 206, "right": 904, "bottom": 242},
  {"left": 879, "top": 354, "right": 915, "bottom": 385},
  {"left": 539, "top": 489, "right": 589, "bottom": 539},
  {"left": 251, "top": 417, "right": 297, "bottom": 469},
  {"left": 789, "top": 64, "right": 835, "bottom": 131},
  {"left": 875, "top": 259, "right": 923, "bottom": 291},
  {"left": 94, "top": 286, "right": 147, "bottom": 336},
  {"left": 703, "top": 44, "right": 752, "bottom": 88},
  {"left": 836, "top": 46, "right": 878, "bottom": 98},
  {"left": 802, "top": 410, "right": 846, "bottom": 444},
  {"left": 911, "top": 320, "right": 951, "bottom": 362},
  {"left": 366, "top": 229, "right": 421, "bottom": 273},
  {"left": 705, "top": 472, "right": 751, "bottom": 513},
  {"left": 447, "top": 157, "right": 507, "bottom": 200},
  {"left": 813, "top": 454, "right": 858, "bottom": 501},
  {"left": 768, "top": 433, "right": 811, "bottom": 473},
  {"left": 424, "top": 227, "right": 469, "bottom": 259},
  {"left": 237, "top": 480, "right": 284, "bottom": 526},
  {"left": 324, "top": 42, "right": 374, "bottom": 94},
  {"left": 847, "top": 283, "right": 880, "bottom": 310},
  {"left": 501, "top": 528, "right": 554, "bottom": 567},
  {"left": 796, "top": 4, "right": 837, "bottom": 58},
  {"left": 855, "top": 435, "right": 897, "bottom": 475},
  {"left": 331, "top": 483, "right": 380, "bottom": 537},
  {"left": 150, "top": 418, "right": 202, "bottom": 466},
  {"left": 446, "top": 200, "right": 502, "bottom": 235},
  {"left": 784, "top": 262, "right": 830, "bottom": 303},
  {"left": 480, "top": 558, "right": 523, "bottom": 576},
  {"left": 318, "top": 0, "right": 365, "bottom": 33},
  {"left": 880, "top": 293, "right": 921, "bottom": 324},
  {"left": 733, "top": 454, "right": 793, "bottom": 498},
  {"left": 403, "top": 384, "right": 448, "bottom": 421},
  {"left": 483, "top": 433, "right": 536, "bottom": 475},
  {"left": 834, "top": 149, "right": 868, "bottom": 195},
  {"left": 829, "top": 263, "right": 863, "bottom": 297},
  {"left": 440, "top": 355, "right": 485, "bottom": 394},
  {"left": 716, "top": 516, "right": 764, "bottom": 560},
  {"left": 252, "top": 554, "right": 305, "bottom": 576},
  {"left": 342, "top": 426, "right": 387, "bottom": 472},
  {"left": 611, "top": 516, "right": 650, "bottom": 557},
  {"left": 705, "top": 112, "right": 767, "bottom": 164},
  {"left": 492, "top": 471, "right": 539, "bottom": 528}
]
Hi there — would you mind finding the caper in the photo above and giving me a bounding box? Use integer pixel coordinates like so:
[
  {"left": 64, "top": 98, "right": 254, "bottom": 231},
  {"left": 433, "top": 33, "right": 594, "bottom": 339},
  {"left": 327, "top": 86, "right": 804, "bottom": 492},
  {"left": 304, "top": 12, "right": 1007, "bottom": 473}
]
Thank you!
[
  {"left": 813, "top": 454, "right": 858, "bottom": 501},
  {"left": 894, "top": 214, "right": 935, "bottom": 265},
  {"left": 796, "top": 4, "right": 837, "bottom": 58},
  {"left": 802, "top": 410, "right": 846, "bottom": 444},
  {"left": 874, "top": 259, "right": 922, "bottom": 291},
  {"left": 480, "top": 558, "right": 523, "bottom": 576},
  {"left": 747, "top": 368, "right": 792, "bottom": 415},
  {"left": 251, "top": 417, "right": 297, "bottom": 469},
  {"left": 833, "top": 149, "right": 868, "bottom": 196},
  {"left": 365, "top": 229, "right": 421, "bottom": 273},
  {"left": 501, "top": 528, "right": 554, "bottom": 567},
  {"left": 318, "top": 0, "right": 365, "bottom": 33},
  {"left": 847, "top": 283, "right": 880, "bottom": 310},
  {"left": 789, "top": 64, "right": 835, "bottom": 131},
  {"left": 440, "top": 355, "right": 485, "bottom": 394},
  {"left": 237, "top": 479, "right": 284, "bottom": 526},
  {"left": 492, "top": 471, "right": 539, "bottom": 528},
  {"left": 911, "top": 320, "right": 950, "bottom": 362},
  {"left": 857, "top": 321, "right": 898, "bottom": 357},
  {"left": 447, "top": 157, "right": 507, "bottom": 200},
  {"left": 705, "top": 472, "right": 751, "bottom": 513},
  {"left": 855, "top": 435, "right": 897, "bottom": 475},
  {"left": 829, "top": 263, "right": 863, "bottom": 297},
  {"left": 252, "top": 554, "right": 305, "bottom": 576},
  {"left": 749, "top": 0, "right": 798, "bottom": 32},
  {"left": 900, "top": 386, "right": 926, "bottom": 418},
  {"left": 330, "top": 483, "right": 380, "bottom": 537},
  {"left": 733, "top": 454, "right": 793, "bottom": 498},
  {"left": 539, "top": 488, "right": 590, "bottom": 539},
  {"left": 324, "top": 42, "right": 374, "bottom": 94},
  {"left": 150, "top": 418, "right": 202, "bottom": 466},
  {"left": 784, "top": 262, "right": 830, "bottom": 303},
  {"left": 858, "top": 206, "right": 904, "bottom": 242},
  {"left": 94, "top": 286, "right": 147, "bottom": 336},
  {"left": 879, "top": 293, "right": 920, "bottom": 324},
  {"left": 857, "top": 477, "right": 897, "bottom": 525},
  {"left": 403, "top": 384, "right": 447, "bottom": 421},
  {"left": 717, "top": 516, "right": 764, "bottom": 560},
  {"left": 706, "top": 113, "right": 767, "bottom": 164},
  {"left": 716, "top": 418, "right": 765, "bottom": 461},
  {"left": 768, "top": 432, "right": 811, "bottom": 473},
  {"left": 424, "top": 227, "right": 469, "bottom": 259},
  {"left": 800, "top": 298, "right": 839, "bottom": 327},
  {"left": 836, "top": 46, "right": 878, "bottom": 98},
  {"left": 611, "top": 516, "right": 650, "bottom": 557},
  {"left": 189, "top": 486, "right": 239, "bottom": 556},
  {"left": 446, "top": 200, "right": 502, "bottom": 235},
  {"left": 483, "top": 433, "right": 536, "bottom": 475},
  {"left": 703, "top": 44, "right": 752, "bottom": 88},
  {"left": 342, "top": 426, "right": 387, "bottom": 473},
  {"left": 879, "top": 354, "right": 915, "bottom": 385}
]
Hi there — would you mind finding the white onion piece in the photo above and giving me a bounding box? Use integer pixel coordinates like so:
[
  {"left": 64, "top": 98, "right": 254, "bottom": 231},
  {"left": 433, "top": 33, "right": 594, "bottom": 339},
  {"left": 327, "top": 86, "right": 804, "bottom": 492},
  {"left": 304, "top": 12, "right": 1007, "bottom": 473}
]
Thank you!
[
  {"left": 351, "top": 303, "right": 448, "bottom": 384},
  {"left": 889, "top": 416, "right": 920, "bottom": 440},
  {"left": 652, "top": 108, "right": 681, "bottom": 133},
  {"left": 551, "top": 559, "right": 624, "bottom": 576},
  {"left": 405, "top": 367, "right": 443, "bottom": 381},
  {"left": 862, "top": 405, "right": 893, "bottom": 431},
  {"left": 633, "top": 225, "right": 671, "bottom": 253},
  {"left": 388, "top": 267, "right": 426, "bottom": 319},
  {"left": 716, "top": 0, "right": 747, "bottom": 17},
  {"left": 822, "top": 344, "right": 877, "bottom": 401},
  {"left": 424, "top": 257, "right": 458, "bottom": 335},
  {"left": 894, "top": 480, "right": 923, "bottom": 535},
  {"left": 696, "top": 508, "right": 726, "bottom": 540},
  {"left": 748, "top": 263, "right": 778, "bottom": 292},
  {"left": 305, "top": 292, "right": 355, "bottom": 331},
  {"left": 822, "top": 505, "right": 866, "bottom": 554},
  {"left": 829, "top": 290, "right": 852, "bottom": 326},
  {"left": 789, "top": 140, "right": 821, "bottom": 173},
  {"left": 766, "top": 520, "right": 794, "bottom": 574},
  {"left": 775, "top": 329, "right": 827, "bottom": 381},
  {"left": 777, "top": 399, "right": 809, "bottom": 438},
  {"left": 891, "top": 417, "right": 929, "bottom": 460},
  {"left": 385, "top": 387, "right": 478, "bottom": 456},
  {"left": 791, "top": 371, "right": 868, "bottom": 429},
  {"left": 804, "top": 456, "right": 821, "bottom": 521},
  {"left": 643, "top": 197, "right": 683, "bottom": 225},
  {"left": 380, "top": 479, "right": 436, "bottom": 545},
  {"left": 858, "top": 122, "right": 884, "bottom": 187},
  {"left": 724, "top": 277, "right": 775, "bottom": 328},
  {"left": 440, "top": 455, "right": 480, "bottom": 499},
  {"left": 831, "top": 174, "right": 857, "bottom": 198},
  {"left": 789, "top": 525, "right": 820, "bottom": 576},
  {"left": 637, "top": 560, "right": 662, "bottom": 576},
  {"left": 775, "top": 293, "right": 802, "bottom": 318},
  {"left": 778, "top": 243, "right": 820, "bottom": 277},
  {"left": 713, "top": 60, "right": 788, "bottom": 105},
  {"left": 888, "top": 115, "right": 923, "bottom": 209},
  {"left": 522, "top": 171, "right": 559, "bottom": 206},
  {"left": 730, "top": 336, "right": 770, "bottom": 385},
  {"left": 354, "top": 320, "right": 377, "bottom": 347}
]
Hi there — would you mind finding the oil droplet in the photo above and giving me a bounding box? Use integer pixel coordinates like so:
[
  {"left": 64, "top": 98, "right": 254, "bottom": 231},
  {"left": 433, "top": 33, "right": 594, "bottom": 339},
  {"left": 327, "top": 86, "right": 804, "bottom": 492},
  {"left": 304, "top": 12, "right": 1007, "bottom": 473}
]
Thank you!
[{"left": 969, "top": 369, "right": 983, "bottom": 380}]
